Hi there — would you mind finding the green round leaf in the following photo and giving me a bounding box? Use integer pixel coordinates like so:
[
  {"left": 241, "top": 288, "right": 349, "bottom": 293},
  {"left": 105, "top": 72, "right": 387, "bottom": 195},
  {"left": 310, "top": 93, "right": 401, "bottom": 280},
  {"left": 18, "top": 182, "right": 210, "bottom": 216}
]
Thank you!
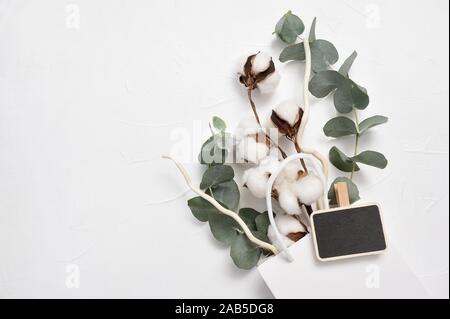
[
  {"left": 329, "top": 146, "right": 360, "bottom": 173},
  {"left": 328, "top": 177, "right": 360, "bottom": 205},
  {"left": 209, "top": 214, "right": 240, "bottom": 246},
  {"left": 187, "top": 196, "right": 219, "bottom": 222},
  {"left": 198, "top": 135, "right": 227, "bottom": 166},
  {"left": 279, "top": 42, "right": 306, "bottom": 62},
  {"left": 359, "top": 115, "right": 388, "bottom": 134},
  {"left": 207, "top": 180, "right": 240, "bottom": 212},
  {"left": 352, "top": 151, "right": 388, "bottom": 169},
  {"left": 274, "top": 11, "right": 305, "bottom": 44},
  {"left": 323, "top": 116, "right": 358, "bottom": 137},
  {"left": 200, "top": 165, "right": 234, "bottom": 189},
  {"left": 333, "top": 79, "right": 369, "bottom": 113},
  {"left": 230, "top": 233, "right": 261, "bottom": 270},
  {"left": 339, "top": 51, "right": 358, "bottom": 77},
  {"left": 238, "top": 208, "right": 260, "bottom": 231},
  {"left": 254, "top": 212, "right": 271, "bottom": 243},
  {"left": 212, "top": 116, "right": 226, "bottom": 132},
  {"left": 310, "top": 39, "right": 339, "bottom": 72},
  {"left": 309, "top": 70, "right": 345, "bottom": 98}
]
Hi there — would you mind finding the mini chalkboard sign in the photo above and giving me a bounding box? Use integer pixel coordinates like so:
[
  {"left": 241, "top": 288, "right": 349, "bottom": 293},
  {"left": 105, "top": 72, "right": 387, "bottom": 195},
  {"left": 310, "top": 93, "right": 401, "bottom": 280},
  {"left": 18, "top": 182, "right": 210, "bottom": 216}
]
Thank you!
[{"left": 310, "top": 182, "right": 387, "bottom": 262}]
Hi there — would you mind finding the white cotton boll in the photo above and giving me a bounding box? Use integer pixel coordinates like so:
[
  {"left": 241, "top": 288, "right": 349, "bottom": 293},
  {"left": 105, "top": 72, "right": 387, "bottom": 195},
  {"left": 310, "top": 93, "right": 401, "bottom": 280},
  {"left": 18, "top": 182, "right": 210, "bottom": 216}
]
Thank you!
[
  {"left": 281, "top": 161, "right": 303, "bottom": 182},
  {"left": 251, "top": 52, "right": 271, "bottom": 74},
  {"left": 292, "top": 174, "right": 324, "bottom": 205},
  {"left": 236, "top": 137, "right": 269, "bottom": 164},
  {"left": 258, "top": 71, "right": 280, "bottom": 94},
  {"left": 258, "top": 154, "right": 280, "bottom": 175},
  {"left": 278, "top": 186, "right": 302, "bottom": 215},
  {"left": 273, "top": 99, "right": 301, "bottom": 126},
  {"left": 235, "top": 116, "right": 261, "bottom": 141},
  {"left": 235, "top": 53, "right": 252, "bottom": 75},
  {"left": 275, "top": 214, "right": 306, "bottom": 235},
  {"left": 267, "top": 147, "right": 283, "bottom": 160},
  {"left": 243, "top": 168, "right": 268, "bottom": 199},
  {"left": 267, "top": 225, "right": 295, "bottom": 251}
]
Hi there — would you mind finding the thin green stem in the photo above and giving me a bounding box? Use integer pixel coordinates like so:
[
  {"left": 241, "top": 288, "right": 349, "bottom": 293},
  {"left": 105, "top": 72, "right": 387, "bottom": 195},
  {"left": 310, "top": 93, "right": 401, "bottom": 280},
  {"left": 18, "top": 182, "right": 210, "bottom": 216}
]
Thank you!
[{"left": 350, "top": 109, "right": 360, "bottom": 180}]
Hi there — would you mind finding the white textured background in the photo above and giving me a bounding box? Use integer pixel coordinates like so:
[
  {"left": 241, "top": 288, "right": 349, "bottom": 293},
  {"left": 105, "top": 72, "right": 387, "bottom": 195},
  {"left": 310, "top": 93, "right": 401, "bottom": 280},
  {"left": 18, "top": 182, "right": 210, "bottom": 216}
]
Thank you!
[{"left": 0, "top": 0, "right": 448, "bottom": 298}]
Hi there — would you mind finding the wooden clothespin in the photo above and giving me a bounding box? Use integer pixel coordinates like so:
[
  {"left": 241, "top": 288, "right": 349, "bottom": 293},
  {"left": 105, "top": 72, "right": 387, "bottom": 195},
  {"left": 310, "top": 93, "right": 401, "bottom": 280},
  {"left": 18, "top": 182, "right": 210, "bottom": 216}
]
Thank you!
[{"left": 334, "top": 182, "right": 350, "bottom": 208}]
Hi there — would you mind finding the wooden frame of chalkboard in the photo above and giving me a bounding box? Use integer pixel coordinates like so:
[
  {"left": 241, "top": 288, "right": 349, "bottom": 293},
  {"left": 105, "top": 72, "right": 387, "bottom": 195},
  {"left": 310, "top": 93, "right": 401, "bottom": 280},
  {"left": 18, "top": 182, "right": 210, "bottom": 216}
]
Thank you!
[{"left": 310, "top": 203, "right": 388, "bottom": 262}]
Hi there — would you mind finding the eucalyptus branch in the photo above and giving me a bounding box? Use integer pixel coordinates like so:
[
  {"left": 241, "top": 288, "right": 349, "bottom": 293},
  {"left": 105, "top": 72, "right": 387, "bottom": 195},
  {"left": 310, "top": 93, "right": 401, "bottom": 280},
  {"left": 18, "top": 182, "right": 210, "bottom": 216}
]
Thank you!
[
  {"left": 163, "top": 155, "right": 278, "bottom": 255},
  {"left": 350, "top": 109, "right": 360, "bottom": 180}
]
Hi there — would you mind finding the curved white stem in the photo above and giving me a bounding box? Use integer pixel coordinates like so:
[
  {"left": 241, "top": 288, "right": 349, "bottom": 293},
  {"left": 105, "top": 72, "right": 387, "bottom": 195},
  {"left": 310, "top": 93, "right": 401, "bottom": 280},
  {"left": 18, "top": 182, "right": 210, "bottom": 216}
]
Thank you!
[
  {"left": 266, "top": 153, "right": 329, "bottom": 262},
  {"left": 296, "top": 28, "right": 329, "bottom": 180},
  {"left": 163, "top": 155, "right": 278, "bottom": 255},
  {"left": 297, "top": 30, "right": 312, "bottom": 144}
]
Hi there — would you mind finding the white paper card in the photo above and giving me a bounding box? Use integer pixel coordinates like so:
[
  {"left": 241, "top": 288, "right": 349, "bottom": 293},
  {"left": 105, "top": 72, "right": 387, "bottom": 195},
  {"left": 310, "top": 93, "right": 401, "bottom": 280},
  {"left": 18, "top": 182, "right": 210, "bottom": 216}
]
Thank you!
[{"left": 258, "top": 235, "right": 429, "bottom": 299}]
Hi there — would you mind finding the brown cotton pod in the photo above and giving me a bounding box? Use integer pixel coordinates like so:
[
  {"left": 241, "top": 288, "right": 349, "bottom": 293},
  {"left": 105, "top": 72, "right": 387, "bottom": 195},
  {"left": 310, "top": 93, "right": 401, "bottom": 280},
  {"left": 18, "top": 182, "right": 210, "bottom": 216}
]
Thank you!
[
  {"left": 270, "top": 107, "right": 303, "bottom": 140},
  {"left": 287, "top": 231, "right": 307, "bottom": 242}
]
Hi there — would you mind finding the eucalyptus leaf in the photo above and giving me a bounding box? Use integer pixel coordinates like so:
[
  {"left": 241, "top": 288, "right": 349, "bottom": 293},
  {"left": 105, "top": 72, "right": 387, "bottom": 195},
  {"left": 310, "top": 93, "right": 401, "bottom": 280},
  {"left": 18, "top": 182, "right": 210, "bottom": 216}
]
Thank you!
[
  {"left": 255, "top": 212, "right": 270, "bottom": 234},
  {"left": 212, "top": 116, "right": 226, "bottom": 132},
  {"left": 254, "top": 212, "right": 271, "bottom": 243},
  {"left": 198, "top": 135, "right": 227, "bottom": 166},
  {"left": 309, "top": 70, "right": 345, "bottom": 98},
  {"left": 274, "top": 11, "right": 305, "bottom": 44},
  {"left": 207, "top": 180, "right": 240, "bottom": 212},
  {"left": 323, "top": 116, "right": 358, "bottom": 137},
  {"left": 238, "top": 208, "right": 260, "bottom": 230},
  {"left": 279, "top": 42, "right": 305, "bottom": 62},
  {"left": 230, "top": 233, "right": 261, "bottom": 270},
  {"left": 359, "top": 115, "right": 388, "bottom": 134},
  {"left": 352, "top": 151, "right": 388, "bottom": 169},
  {"left": 309, "top": 17, "right": 317, "bottom": 42},
  {"left": 328, "top": 177, "right": 360, "bottom": 205},
  {"left": 329, "top": 146, "right": 360, "bottom": 172},
  {"left": 333, "top": 78, "right": 370, "bottom": 113},
  {"left": 310, "top": 39, "right": 339, "bottom": 73},
  {"left": 309, "top": 69, "right": 369, "bottom": 113},
  {"left": 187, "top": 197, "right": 219, "bottom": 222},
  {"left": 200, "top": 165, "right": 234, "bottom": 189},
  {"left": 209, "top": 214, "right": 240, "bottom": 245},
  {"left": 339, "top": 51, "right": 358, "bottom": 77}
]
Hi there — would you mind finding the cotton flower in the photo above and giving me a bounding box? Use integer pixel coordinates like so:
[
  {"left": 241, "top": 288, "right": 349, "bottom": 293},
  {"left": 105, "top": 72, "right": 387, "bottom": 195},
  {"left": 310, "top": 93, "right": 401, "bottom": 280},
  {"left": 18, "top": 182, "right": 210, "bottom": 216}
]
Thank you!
[
  {"left": 258, "top": 153, "right": 281, "bottom": 175},
  {"left": 279, "top": 161, "right": 303, "bottom": 183},
  {"left": 251, "top": 52, "right": 272, "bottom": 74},
  {"left": 243, "top": 153, "right": 280, "bottom": 198},
  {"left": 267, "top": 99, "right": 303, "bottom": 139},
  {"left": 291, "top": 173, "right": 323, "bottom": 205},
  {"left": 234, "top": 116, "right": 261, "bottom": 141},
  {"left": 257, "top": 72, "right": 280, "bottom": 94},
  {"left": 273, "top": 164, "right": 323, "bottom": 214},
  {"left": 267, "top": 213, "right": 307, "bottom": 251},
  {"left": 236, "top": 136, "right": 270, "bottom": 164},
  {"left": 277, "top": 184, "right": 302, "bottom": 215},
  {"left": 238, "top": 52, "right": 280, "bottom": 94},
  {"left": 243, "top": 168, "right": 268, "bottom": 199}
]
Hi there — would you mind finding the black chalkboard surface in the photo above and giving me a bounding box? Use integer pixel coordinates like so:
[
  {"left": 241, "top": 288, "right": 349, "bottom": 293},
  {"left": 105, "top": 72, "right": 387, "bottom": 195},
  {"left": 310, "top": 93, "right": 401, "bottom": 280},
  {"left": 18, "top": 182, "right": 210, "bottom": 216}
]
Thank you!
[{"left": 311, "top": 204, "right": 387, "bottom": 261}]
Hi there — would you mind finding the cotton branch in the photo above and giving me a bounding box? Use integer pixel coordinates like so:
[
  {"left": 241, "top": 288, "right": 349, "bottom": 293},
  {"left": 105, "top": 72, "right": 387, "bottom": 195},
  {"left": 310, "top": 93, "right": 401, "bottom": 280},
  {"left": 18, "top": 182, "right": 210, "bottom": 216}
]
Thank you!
[{"left": 247, "top": 89, "right": 288, "bottom": 159}]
